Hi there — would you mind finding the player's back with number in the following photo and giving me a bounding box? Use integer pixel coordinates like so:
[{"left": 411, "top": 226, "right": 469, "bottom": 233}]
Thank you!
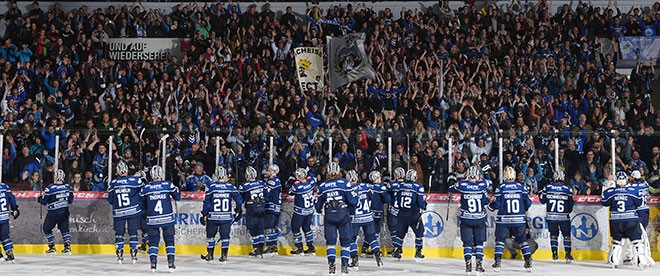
[
  {"left": 42, "top": 182, "right": 74, "bottom": 212},
  {"left": 203, "top": 182, "right": 243, "bottom": 223},
  {"left": 539, "top": 183, "right": 574, "bottom": 221},
  {"left": 601, "top": 186, "right": 642, "bottom": 221},
  {"left": 488, "top": 182, "right": 531, "bottom": 226},
  {"left": 351, "top": 183, "right": 375, "bottom": 224},
  {"left": 395, "top": 181, "right": 426, "bottom": 215},
  {"left": 289, "top": 177, "right": 317, "bottom": 216},
  {"left": 108, "top": 176, "right": 144, "bottom": 218},
  {"left": 628, "top": 180, "right": 649, "bottom": 211},
  {"left": 0, "top": 183, "right": 18, "bottom": 223},
  {"left": 140, "top": 181, "right": 181, "bottom": 227},
  {"left": 451, "top": 179, "right": 489, "bottom": 222},
  {"left": 316, "top": 179, "right": 356, "bottom": 220}
]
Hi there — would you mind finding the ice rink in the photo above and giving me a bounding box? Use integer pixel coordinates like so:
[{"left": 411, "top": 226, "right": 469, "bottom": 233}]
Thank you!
[{"left": 0, "top": 254, "right": 658, "bottom": 276}]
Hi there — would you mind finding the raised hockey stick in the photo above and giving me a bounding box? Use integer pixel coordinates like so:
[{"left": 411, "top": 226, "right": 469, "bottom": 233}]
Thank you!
[{"left": 138, "top": 128, "right": 146, "bottom": 170}]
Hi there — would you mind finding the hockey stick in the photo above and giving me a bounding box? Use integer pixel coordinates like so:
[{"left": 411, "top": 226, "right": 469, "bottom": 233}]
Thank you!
[
  {"left": 138, "top": 128, "right": 146, "bottom": 170},
  {"left": 39, "top": 156, "right": 44, "bottom": 233}
]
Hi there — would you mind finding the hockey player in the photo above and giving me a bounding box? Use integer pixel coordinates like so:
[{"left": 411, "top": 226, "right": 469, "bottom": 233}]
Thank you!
[
  {"left": 0, "top": 180, "right": 19, "bottom": 263},
  {"left": 135, "top": 170, "right": 150, "bottom": 254},
  {"left": 184, "top": 163, "right": 213, "bottom": 192},
  {"left": 141, "top": 165, "right": 181, "bottom": 272},
  {"left": 449, "top": 166, "right": 489, "bottom": 275},
  {"left": 38, "top": 169, "right": 74, "bottom": 255},
  {"left": 363, "top": 171, "right": 390, "bottom": 257},
  {"left": 264, "top": 164, "right": 282, "bottom": 256},
  {"left": 346, "top": 170, "right": 383, "bottom": 270},
  {"left": 601, "top": 172, "right": 652, "bottom": 269},
  {"left": 108, "top": 161, "right": 145, "bottom": 264},
  {"left": 487, "top": 166, "right": 533, "bottom": 272},
  {"left": 288, "top": 168, "right": 317, "bottom": 256},
  {"left": 628, "top": 170, "right": 650, "bottom": 228},
  {"left": 239, "top": 166, "right": 268, "bottom": 258},
  {"left": 200, "top": 166, "right": 243, "bottom": 264},
  {"left": 316, "top": 162, "right": 356, "bottom": 275},
  {"left": 387, "top": 167, "right": 406, "bottom": 254},
  {"left": 539, "top": 170, "right": 574, "bottom": 263},
  {"left": 391, "top": 169, "right": 427, "bottom": 261}
]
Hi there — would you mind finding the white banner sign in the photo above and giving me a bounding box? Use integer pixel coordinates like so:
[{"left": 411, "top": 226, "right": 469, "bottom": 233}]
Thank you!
[
  {"left": 108, "top": 38, "right": 190, "bottom": 61},
  {"left": 294, "top": 47, "right": 324, "bottom": 92}
]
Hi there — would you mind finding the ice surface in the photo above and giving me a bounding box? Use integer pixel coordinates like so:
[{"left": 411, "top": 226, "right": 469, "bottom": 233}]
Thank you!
[{"left": 0, "top": 254, "right": 657, "bottom": 276}]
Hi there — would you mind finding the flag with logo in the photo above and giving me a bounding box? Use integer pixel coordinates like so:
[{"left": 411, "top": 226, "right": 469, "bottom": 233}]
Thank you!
[
  {"left": 294, "top": 47, "right": 324, "bottom": 93},
  {"left": 327, "top": 33, "right": 376, "bottom": 91}
]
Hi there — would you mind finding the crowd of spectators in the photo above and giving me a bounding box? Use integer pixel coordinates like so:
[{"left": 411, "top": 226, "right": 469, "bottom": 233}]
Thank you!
[{"left": 0, "top": 1, "right": 659, "bottom": 195}]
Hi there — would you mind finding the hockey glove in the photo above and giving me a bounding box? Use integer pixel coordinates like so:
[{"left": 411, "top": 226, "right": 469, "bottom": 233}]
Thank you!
[
  {"left": 200, "top": 213, "right": 207, "bottom": 226},
  {"left": 37, "top": 195, "right": 43, "bottom": 203},
  {"left": 233, "top": 208, "right": 243, "bottom": 223},
  {"left": 11, "top": 209, "right": 20, "bottom": 219}
]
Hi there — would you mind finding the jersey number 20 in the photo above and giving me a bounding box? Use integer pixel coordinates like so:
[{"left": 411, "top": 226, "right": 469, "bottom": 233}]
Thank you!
[{"left": 214, "top": 198, "right": 231, "bottom": 212}]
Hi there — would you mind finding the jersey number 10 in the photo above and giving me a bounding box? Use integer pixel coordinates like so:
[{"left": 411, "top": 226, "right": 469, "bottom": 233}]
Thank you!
[{"left": 506, "top": 200, "right": 520, "bottom": 214}]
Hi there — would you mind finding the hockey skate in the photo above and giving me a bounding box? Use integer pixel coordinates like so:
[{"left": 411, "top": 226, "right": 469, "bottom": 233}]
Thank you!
[
  {"left": 116, "top": 249, "right": 124, "bottom": 264},
  {"left": 475, "top": 259, "right": 485, "bottom": 276},
  {"left": 415, "top": 248, "right": 425, "bottom": 262},
  {"left": 524, "top": 255, "right": 533, "bottom": 272},
  {"left": 492, "top": 256, "right": 502, "bottom": 272},
  {"left": 374, "top": 252, "right": 383, "bottom": 267},
  {"left": 218, "top": 251, "right": 228, "bottom": 264},
  {"left": 341, "top": 263, "right": 349, "bottom": 275},
  {"left": 328, "top": 261, "right": 336, "bottom": 276},
  {"left": 150, "top": 261, "right": 157, "bottom": 273},
  {"left": 200, "top": 252, "right": 213, "bottom": 263},
  {"left": 265, "top": 245, "right": 279, "bottom": 257},
  {"left": 290, "top": 247, "right": 304, "bottom": 256},
  {"left": 552, "top": 251, "right": 558, "bottom": 262},
  {"left": 249, "top": 248, "right": 263, "bottom": 259},
  {"left": 131, "top": 248, "right": 138, "bottom": 264},
  {"left": 465, "top": 260, "right": 472, "bottom": 275},
  {"left": 362, "top": 245, "right": 373, "bottom": 258},
  {"left": 168, "top": 260, "right": 176, "bottom": 273},
  {"left": 565, "top": 252, "right": 574, "bottom": 263},
  {"left": 0, "top": 250, "right": 3, "bottom": 261},
  {"left": 5, "top": 250, "right": 15, "bottom": 264},
  {"left": 62, "top": 242, "right": 72, "bottom": 255},
  {"left": 391, "top": 247, "right": 402, "bottom": 261},
  {"left": 348, "top": 255, "right": 359, "bottom": 270},
  {"left": 46, "top": 244, "right": 57, "bottom": 255},
  {"left": 304, "top": 245, "right": 316, "bottom": 256}
]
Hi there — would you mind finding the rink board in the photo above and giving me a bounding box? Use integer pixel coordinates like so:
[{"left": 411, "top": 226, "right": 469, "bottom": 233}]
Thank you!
[{"left": 8, "top": 191, "right": 660, "bottom": 261}]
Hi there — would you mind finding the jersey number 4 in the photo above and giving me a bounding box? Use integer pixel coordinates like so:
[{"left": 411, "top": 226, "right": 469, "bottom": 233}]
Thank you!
[{"left": 154, "top": 200, "right": 164, "bottom": 214}]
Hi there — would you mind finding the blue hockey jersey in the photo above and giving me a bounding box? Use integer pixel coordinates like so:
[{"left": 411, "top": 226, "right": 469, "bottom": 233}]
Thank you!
[
  {"left": 289, "top": 177, "right": 317, "bottom": 216},
  {"left": 266, "top": 176, "right": 282, "bottom": 214},
  {"left": 202, "top": 181, "right": 243, "bottom": 223},
  {"left": 0, "top": 183, "right": 18, "bottom": 223},
  {"left": 239, "top": 180, "right": 267, "bottom": 211},
  {"left": 316, "top": 178, "right": 356, "bottom": 218},
  {"left": 601, "top": 186, "right": 642, "bottom": 222},
  {"left": 449, "top": 179, "right": 489, "bottom": 222},
  {"left": 350, "top": 183, "right": 376, "bottom": 224},
  {"left": 487, "top": 182, "right": 532, "bottom": 226},
  {"left": 394, "top": 181, "right": 427, "bottom": 215},
  {"left": 107, "top": 176, "right": 144, "bottom": 218},
  {"left": 388, "top": 180, "right": 401, "bottom": 216},
  {"left": 370, "top": 183, "right": 391, "bottom": 219},
  {"left": 39, "top": 183, "right": 74, "bottom": 212},
  {"left": 628, "top": 181, "right": 650, "bottom": 211},
  {"left": 140, "top": 181, "right": 181, "bottom": 227},
  {"left": 539, "top": 183, "right": 574, "bottom": 222},
  {"left": 184, "top": 174, "right": 213, "bottom": 192}
]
